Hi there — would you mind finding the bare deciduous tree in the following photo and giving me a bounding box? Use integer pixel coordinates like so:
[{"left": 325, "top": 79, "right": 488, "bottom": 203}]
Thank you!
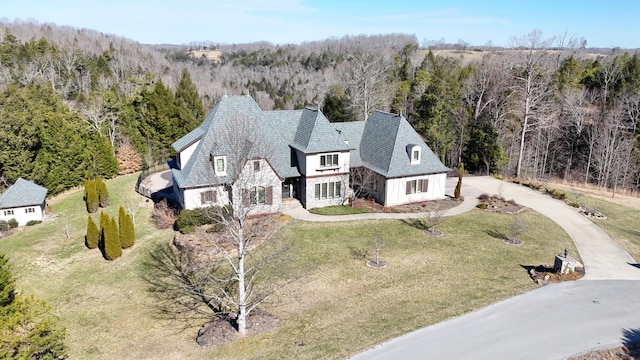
[
  {"left": 340, "top": 48, "right": 391, "bottom": 120},
  {"left": 509, "top": 30, "right": 555, "bottom": 178}
]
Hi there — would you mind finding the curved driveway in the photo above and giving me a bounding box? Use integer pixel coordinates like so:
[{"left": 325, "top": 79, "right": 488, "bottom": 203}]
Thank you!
[{"left": 284, "top": 176, "right": 640, "bottom": 359}]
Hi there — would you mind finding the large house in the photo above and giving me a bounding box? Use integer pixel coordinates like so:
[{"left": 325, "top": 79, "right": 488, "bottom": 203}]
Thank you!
[
  {"left": 0, "top": 178, "right": 48, "bottom": 226},
  {"left": 169, "top": 95, "right": 449, "bottom": 213}
]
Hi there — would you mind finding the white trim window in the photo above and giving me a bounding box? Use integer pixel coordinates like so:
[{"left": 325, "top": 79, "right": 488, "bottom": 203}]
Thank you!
[
  {"left": 406, "top": 179, "right": 428, "bottom": 194},
  {"left": 213, "top": 156, "right": 227, "bottom": 176},
  {"left": 320, "top": 153, "right": 339, "bottom": 168},
  {"left": 314, "top": 181, "right": 342, "bottom": 200},
  {"left": 408, "top": 145, "right": 421, "bottom": 165},
  {"left": 3, "top": 210, "right": 14, "bottom": 216}
]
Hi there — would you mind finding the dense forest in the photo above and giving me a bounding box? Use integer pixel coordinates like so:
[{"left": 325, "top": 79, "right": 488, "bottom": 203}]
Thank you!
[{"left": 0, "top": 21, "right": 639, "bottom": 196}]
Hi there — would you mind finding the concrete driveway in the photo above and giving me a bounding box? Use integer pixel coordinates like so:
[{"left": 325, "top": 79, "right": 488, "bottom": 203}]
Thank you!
[{"left": 351, "top": 176, "right": 640, "bottom": 359}]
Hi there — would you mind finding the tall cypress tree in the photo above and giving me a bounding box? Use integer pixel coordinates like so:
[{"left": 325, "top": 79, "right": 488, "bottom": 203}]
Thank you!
[
  {"left": 95, "top": 177, "right": 109, "bottom": 207},
  {"left": 175, "top": 68, "right": 204, "bottom": 134},
  {"left": 104, "top": 217, "right": 122, "bottom": 260},
  {"left": 85, "top": 215, "right": 99, "bottom": 249},
  {"left": 118, "top": 206, "right": 135, "bottom": 248},
  {"left": 98, "top": 211, "right": 108, "bottom": 252},
  {"left": 85, "top": 179, "right": 99, "bottom": 213}
]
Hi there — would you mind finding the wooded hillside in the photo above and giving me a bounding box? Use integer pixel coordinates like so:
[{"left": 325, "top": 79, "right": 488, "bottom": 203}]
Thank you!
[{"left": 0, "top": 21, "right": 638, "bottom": 195}]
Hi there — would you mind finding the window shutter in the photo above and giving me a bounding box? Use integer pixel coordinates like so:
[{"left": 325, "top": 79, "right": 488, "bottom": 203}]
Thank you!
[
  {"left": 201, "top": 192, "right": 206, "bottom": 204},
  {"left": 406, "top": 181, "right": 411, "bottom": 195},
  {"left": 242, "top": 189, "right": 250, "bottom": 207},
  {"left": 266, "top": 186, "right": 273, "bottom": 205},
  {"left": 422, "top": 179, "right": 428, "bottom": 192}
]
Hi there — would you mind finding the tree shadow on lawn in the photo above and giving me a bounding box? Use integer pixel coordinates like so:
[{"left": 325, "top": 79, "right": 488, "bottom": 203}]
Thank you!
[
  {"left": 401, "top": 218, "right": 428, "bottom": 231},
  {"left": 486, "top": 229, "right": 507, "bottom": 240}
]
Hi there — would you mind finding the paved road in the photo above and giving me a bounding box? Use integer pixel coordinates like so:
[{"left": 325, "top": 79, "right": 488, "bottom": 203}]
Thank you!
[{"left": 351, "top": 280, "right": 640, "bottom": 360}]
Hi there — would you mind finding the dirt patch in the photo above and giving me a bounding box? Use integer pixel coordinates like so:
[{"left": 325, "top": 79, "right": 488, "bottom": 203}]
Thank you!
[
  {"left": 196, "top": 312, "right": 279, "bottom": 347},
  {"left": 173, "top": 213, "right": 292, "bottom": 260},
  {"left": 569, "top": 343, "right": 640, "bottom": 360}
]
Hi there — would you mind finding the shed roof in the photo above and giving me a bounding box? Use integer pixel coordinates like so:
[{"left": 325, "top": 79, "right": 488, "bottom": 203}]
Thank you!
[{"left": 0, "top": 178, "right": 48, "bottom": 209}]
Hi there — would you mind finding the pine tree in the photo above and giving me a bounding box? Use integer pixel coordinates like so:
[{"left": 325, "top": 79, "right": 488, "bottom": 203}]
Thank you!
[
  {"left": 85, "top": 179, "right": 99, "bottom": 213},
  {"left": 0, "top": 252, "right": 15, "bottom": 307},
  {"left": 95, "top": 177, "right": 109, "bottom": 207},
  {"left": 119, "top": 206, "right": 135, "bottom": 248},
  {"left": 103, "top": 217, "right": 122, "bottom": 260},
  {"left": 0, "top": 252, "right": 66, "bottom": 359},
  {"left": 175, "top": 68, "right": 204, "bottom": 134},
  {"left": 85, "top": 215, "right": 99, "bottom": 249}
]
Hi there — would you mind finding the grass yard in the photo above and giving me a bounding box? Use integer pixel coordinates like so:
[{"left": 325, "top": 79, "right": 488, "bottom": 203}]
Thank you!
[
  {"left": 564, "top": 192, "right": 640, "bottom": 261},
  {"left": 308, "top": 205, "right": 370, "bottom": 215},
  {"left": 0, "top": 173, "right": 580, "bottom": 359}
]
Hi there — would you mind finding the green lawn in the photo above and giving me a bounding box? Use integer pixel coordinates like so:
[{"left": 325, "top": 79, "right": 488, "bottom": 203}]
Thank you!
[
  {"left": 565, "top": 192, "right": 640, "bottom": 261},
  {"left": 0, "top": 174, "right": 580, "bottom": 359},
  {"left": 308, "top": 205, "right": 370, "bottom": 215}
]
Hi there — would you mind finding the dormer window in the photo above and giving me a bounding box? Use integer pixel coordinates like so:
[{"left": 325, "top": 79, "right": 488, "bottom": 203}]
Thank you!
[
  {"left": 407, "top": 145, "right": 421, "bottom": 165},
  {"left": 213, "top": 155, "right": 227, "bottom": 176}
]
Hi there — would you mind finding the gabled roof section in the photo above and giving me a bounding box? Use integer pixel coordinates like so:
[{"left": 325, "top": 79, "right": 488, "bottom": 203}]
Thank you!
[
  {"left": 172, "top": 95, "right": 300, "bottom": 189},
  {"left": 0, "top": 178, "right": 48, "bottom": 209},
  {"left": 359, "top": 111, "right": 450, "bottom": 178},
  {"left": 291, "top": 108, "right": 353, "bottom": 154}
]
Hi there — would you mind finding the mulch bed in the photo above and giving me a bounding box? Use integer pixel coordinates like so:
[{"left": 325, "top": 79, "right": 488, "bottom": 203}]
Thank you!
[
  {"left": 196, "top": 312, "right": 279, "bottom": 347},
  {"left": 352, "top": 196, "right": 462, "bottom": 213},
  {"left": 476, "top": 194, "right": 526, "bottom": 214}
]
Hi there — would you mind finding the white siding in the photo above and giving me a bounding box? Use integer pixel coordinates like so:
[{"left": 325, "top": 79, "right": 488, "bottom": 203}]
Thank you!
[
  {"left": 0, "top": 205, "right": 45, "bottom": 226},
  {"left": 182, "top": 185, "right": 228, "bottom": 210},
  {"left": 383, "top": 173, "right": 447, "bottom": 206},
  {"left": 177, "top": 140, "right": 200, "bottom": 170},
  {"left": 303, "top": 151, "right": 350, "bottom": 177}
]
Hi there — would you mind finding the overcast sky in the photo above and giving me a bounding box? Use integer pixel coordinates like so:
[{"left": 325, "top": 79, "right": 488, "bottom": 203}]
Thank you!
[{"left": 2, "top": 0, "right": 638, "bottom": 48}]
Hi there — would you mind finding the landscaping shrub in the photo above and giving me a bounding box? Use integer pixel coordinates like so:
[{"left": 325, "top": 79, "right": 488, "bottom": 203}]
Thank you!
[
  {"left": 101, "top": 216, "right": 121, "bottom": 260},
  {"left": 26, "top": 220, "right": 41, "bottom": 226},
  {"left": 0, "top": 221, "right": 8, "bottom": 231},
  {"left": 96, "top": 177, "right": 110, "bottom": 207},
  {"left": 119, "top": 206, "right": 135, "bottom": 249},
  {"left": 476, "top": 203, "right": 488, "bottom": 209},
  {"left": 545, "top": 188, "right": 567, "bottom": 200},
  {"left": 8, "top": 218, "right": 18, "bottom": 229},
  {"left": 568, "top": 202, "right": 580, "bottom": 208},
  {"left": 175, "top": 205, "right": 232, "bottom": 234},
  {"left": 85, "top": 179, "right": 99, "bottom": 213},
  {"left": 85, "top": 216, "right": 100, "bottom": 249},
  {"left": 152, "top": 199, "right": 177, "bottom": 229},
  {"left": 477, "top": 193, "right": 490, "bottom": 202}
]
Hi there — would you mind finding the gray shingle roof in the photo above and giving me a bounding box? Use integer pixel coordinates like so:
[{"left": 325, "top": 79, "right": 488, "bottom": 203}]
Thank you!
[
  {"left": 344, "top": 111, "right": 450, "bottom": 178},
  {"left": 291, "top": 108, "right": 353, "bottom": 154},
  {"left": 332, "top": 121, "right": 365, "bottom": 167},
  {"left": 172, "top": 95, "right": 300, "bottom": 188},
  {"left": 0, "top": 178, "right": 48, "bottom": 209}
]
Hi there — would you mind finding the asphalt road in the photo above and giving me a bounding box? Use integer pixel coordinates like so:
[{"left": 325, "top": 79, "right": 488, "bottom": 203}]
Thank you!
[
  {"left": 351, "top": 280, "right": 640, "bottom": 360},
  {"left": 351, "top": 176, "right": 640, "bottom": 359}
]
